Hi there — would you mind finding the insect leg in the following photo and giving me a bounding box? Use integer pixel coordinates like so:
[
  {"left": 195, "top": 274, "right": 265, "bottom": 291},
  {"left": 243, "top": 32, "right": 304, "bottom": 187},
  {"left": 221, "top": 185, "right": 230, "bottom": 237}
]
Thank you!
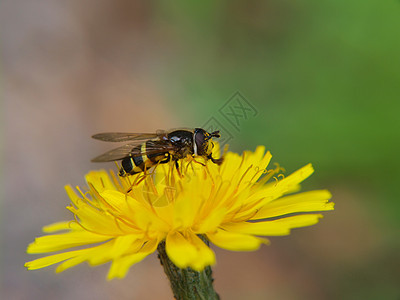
[
  {"left": 159, "top": 152, "right": 171, "bottom": 164},
  {"left": 191, "top": 158, "right": 206, "bottom": 167},
  {"left": 208, "top": 154, "right": 224, "bottom": 165},
  {"left": 174, "top": 160, "right": 183, "bottom": 178}
]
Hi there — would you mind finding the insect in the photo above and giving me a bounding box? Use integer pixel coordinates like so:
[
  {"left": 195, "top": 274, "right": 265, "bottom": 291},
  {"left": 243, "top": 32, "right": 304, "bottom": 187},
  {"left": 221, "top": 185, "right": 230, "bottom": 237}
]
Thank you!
[{"left": 91, "top": 128, "right": 223, "bottom": 176}]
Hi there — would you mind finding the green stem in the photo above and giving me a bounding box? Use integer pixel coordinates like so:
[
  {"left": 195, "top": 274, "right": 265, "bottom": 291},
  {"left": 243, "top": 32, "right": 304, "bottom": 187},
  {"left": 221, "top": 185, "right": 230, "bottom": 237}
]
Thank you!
[{"left": 157, "top": 237, "right": 220, "bottom": 300}]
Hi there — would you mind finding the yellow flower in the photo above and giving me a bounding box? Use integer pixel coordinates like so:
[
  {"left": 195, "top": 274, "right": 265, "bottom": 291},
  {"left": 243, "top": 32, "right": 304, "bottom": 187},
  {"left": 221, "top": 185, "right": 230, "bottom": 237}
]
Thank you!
[{"left": 25, "top": 145, "right": 334, "bottom": 279}]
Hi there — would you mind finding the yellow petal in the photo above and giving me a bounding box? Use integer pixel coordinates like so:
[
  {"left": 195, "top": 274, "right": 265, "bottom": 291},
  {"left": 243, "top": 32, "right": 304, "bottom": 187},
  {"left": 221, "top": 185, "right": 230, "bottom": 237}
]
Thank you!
[
  {"left": 56, "top": 242, "right": 114, "bottom": 272},
  {"left": 26, "top": 147, "right": 334, "bottom": 279},
  {"left": 27, "top": 231, "right": 111, "bottom": 254},
  {"left": 207, "top": 229, "right": 267, "bottom": 251},
  {"left": 186, "top": 233, "right": 215, "bottom": 271},
  {"left": 233, "top": 164, "right": 317, "bottom": 217},
  {"left": 107, "top": 252, "right": 150, "bottom": 279},
  {"left": 165, "top": 231, "right": 197, "bottom": 268},
  {"left": 55, "top": 256, "right": 88, "bottom": 273},
  {"left": 111, "top": 235, "right": 143, "bottom": 258},
  {"left": 165, "top": 231, "right": 215, "bottom": 270},
  {"left": 98, "top": 190, "right": 132, "bottom": 213},
  {"left": 274, "top": 163, "right": 314, "bottom": 194},
  {"left": 252, "top": 190, "right": 334, "bottom": 220},
  {"left": 25, "top": 248, "right": 91, "bottom": 270},
  {"left": 85, "top": 170, "right": 116, "bottom": 192},
  {"left": 64, "top": 185, "right": 83, "bottom": 207},
  {"left": 42, "top": 221, "right": 79, "bottom": 233},
  {"left": 194, "top": 207, "right": 226, "bottom": 233},
  {"left": 172, "top": 192, "right": 198, "bottom": 229},
  {"left": 66, "top": 200, "right": 135, "bottom": 235},
  {"left": 222, "top": 214, "right": 323, "bottom": 236},
  {"left": 107, "top": 239, "right": 159, "bottom": 280}
]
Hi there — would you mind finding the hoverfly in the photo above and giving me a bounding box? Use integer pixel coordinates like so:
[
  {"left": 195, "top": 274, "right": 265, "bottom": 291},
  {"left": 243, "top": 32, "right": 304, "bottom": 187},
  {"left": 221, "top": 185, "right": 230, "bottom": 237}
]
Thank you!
[{"left": 91, "top": 128, "right": 223, "bottom": 176}]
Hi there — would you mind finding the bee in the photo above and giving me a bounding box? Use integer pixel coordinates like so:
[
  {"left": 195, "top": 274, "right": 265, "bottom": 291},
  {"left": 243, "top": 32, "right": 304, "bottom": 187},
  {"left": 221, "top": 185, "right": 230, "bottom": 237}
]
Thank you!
[{"left": 91, "top": 128, "right": 223, "bottom": 176}]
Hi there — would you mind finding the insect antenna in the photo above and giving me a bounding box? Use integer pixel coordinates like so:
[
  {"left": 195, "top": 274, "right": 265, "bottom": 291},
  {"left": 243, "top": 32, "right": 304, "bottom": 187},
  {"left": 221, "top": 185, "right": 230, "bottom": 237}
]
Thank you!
[{"left": 210, "top": 130, "right": 221, "bottom": 138}]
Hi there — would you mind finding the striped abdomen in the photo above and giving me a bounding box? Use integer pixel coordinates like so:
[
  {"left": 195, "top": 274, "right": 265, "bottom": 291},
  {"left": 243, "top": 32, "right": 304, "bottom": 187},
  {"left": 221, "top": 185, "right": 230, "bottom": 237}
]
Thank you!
[{"left": 119, "top": 141, "right": 170, "bottom": 176}]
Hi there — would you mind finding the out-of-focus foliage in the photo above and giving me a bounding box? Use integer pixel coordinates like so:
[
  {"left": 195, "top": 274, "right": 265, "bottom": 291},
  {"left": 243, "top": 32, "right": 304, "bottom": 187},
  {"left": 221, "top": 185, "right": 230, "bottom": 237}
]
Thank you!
[
  {"left": 3, "top": 0, "right": 399, "bottom": 299},
  {"left": 152, "top": 2, "right": 400, "bottom": 298},
  {"left": 156, "top": 0, "right": 400, "bottom": 213}
]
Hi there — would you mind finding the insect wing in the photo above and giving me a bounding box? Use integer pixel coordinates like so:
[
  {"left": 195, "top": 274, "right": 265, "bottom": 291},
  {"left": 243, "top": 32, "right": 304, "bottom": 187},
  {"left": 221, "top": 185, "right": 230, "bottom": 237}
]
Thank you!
[
  {"left": 92, "top": 131, "right": 168, "bottom": 142},
  {"left": 91, "top": 143, "right": 140, "bottom": 162},
  {"left": 91, "top": 140, "right": 175, "bottom": 162}
]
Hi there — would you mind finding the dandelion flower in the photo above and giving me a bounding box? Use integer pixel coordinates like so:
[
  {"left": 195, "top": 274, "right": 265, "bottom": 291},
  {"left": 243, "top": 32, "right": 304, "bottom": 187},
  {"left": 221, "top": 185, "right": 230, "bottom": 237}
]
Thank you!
[{"left": 25, "top": 145, "right": 334, "bottom": 280}]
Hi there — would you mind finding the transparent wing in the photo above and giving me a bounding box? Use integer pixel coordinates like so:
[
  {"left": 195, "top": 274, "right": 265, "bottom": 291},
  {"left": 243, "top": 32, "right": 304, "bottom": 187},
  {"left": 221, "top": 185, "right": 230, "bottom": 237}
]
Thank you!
[
  {"left": 91, "top": 143, "right": 139, "bottom": 162},
  {"left": 91, "top": 140, "right": 175, "bottom": 162},
  {"left": 91, "top": 130, "right": 168, "bottom": 142}
]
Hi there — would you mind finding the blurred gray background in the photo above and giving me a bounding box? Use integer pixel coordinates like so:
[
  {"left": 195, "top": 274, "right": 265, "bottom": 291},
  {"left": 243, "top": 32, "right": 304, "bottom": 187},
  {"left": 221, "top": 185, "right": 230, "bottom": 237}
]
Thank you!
[{"left": 1, "top": 1, "right": 399, "bottom": 299}]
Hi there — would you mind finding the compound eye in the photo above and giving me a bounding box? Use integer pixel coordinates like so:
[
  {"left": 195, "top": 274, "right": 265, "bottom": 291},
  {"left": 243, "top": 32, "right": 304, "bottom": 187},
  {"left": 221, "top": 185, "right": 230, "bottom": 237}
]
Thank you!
[{"left": 195, "top": 130, "right": 207, "bottom": 155}]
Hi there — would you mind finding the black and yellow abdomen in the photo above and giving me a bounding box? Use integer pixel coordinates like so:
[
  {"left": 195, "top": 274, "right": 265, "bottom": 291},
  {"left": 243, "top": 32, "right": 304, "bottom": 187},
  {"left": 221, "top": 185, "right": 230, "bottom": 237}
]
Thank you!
[{"left": 119, "top": 140, "right": 170, "bottom": 176}]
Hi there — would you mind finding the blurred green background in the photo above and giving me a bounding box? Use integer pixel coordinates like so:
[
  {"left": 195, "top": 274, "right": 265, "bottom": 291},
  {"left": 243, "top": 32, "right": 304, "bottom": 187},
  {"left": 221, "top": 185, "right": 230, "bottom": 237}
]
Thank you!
[{"left": 2, "top": 1, "right": 399, "bottom": 299}]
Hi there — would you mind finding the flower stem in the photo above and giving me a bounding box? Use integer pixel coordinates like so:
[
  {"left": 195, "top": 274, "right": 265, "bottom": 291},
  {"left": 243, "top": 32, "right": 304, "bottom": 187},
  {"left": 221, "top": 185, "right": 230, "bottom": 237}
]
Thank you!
[{"left": 157, "top": 237, "right": 220, "bottom": 300}]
